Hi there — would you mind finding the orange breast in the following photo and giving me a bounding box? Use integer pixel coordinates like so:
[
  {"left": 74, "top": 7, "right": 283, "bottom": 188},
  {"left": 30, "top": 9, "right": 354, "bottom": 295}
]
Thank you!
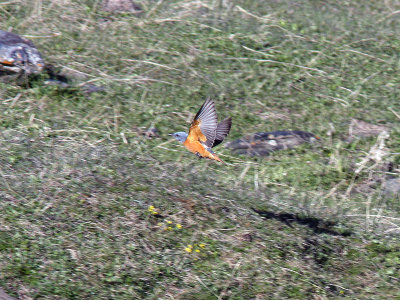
[
  {"left": 183, "top": 139, "right": 223, "bottom": 162},
  {"left": 183, "top": 139, "right": 207, "bottom": 155}
]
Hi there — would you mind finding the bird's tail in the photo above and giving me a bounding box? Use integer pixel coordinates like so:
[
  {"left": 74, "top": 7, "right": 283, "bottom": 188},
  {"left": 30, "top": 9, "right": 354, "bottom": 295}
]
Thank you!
[{"left": 212, "top": 153, "right": 226, "bottom": 164}]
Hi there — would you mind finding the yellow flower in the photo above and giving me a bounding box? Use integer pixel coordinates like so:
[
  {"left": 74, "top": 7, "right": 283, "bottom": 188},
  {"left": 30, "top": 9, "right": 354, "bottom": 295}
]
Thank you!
[
  {"left": 148, "top": 205, "right": 155, "bottom": 211},
  {"left": 152, "top": 211, "right": 158, "bottom": 215},
  {"left": 195, "top": 249, "right": 200, "bottom": 253},
  {"left": 166, "top": 220, "right": 172, "bottom": 224},
  {"left": 185, "top": 246, "right": 192, "bottom": 253},
  {"left": 167, "top": 226, "right": 173, "bottom": 231},
  {"left": 176, "top": 224, "right": 182, "bottom": 229},
  {"left": 199, "top": 243, "right": 205, "bottom": 248}
]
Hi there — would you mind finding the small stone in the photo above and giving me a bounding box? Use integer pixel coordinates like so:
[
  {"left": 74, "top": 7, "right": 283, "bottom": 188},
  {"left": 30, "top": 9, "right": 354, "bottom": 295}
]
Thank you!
[
  {"left": 143, "top": 127, "right": 159, "bottom": 138},
  {"left": 101, "top": 0, "right": 143, "bottom": 13},
  {"left": 348, "top": 119, "right": 389, "bottom": 141},
  {"left": 384, "top": 178, "right": 400, "bottom": 198}
]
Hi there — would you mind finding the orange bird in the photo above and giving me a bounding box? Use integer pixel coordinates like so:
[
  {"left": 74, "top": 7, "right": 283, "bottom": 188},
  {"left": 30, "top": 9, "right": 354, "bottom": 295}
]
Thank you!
[{"left": 170, "top": 98, "right": 232, "bottom": 163}]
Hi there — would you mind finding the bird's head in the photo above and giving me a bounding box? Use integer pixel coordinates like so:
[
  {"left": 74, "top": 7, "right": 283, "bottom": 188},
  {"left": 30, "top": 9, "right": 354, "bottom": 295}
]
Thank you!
[{"left": 169, "top": 132, "right": 188, "bottom": 143}]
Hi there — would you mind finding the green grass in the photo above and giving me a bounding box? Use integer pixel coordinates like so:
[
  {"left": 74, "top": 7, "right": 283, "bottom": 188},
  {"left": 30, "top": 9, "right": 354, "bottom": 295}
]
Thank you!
[{"left": 0, "top": 0, "right": 400, "bottom": 299}]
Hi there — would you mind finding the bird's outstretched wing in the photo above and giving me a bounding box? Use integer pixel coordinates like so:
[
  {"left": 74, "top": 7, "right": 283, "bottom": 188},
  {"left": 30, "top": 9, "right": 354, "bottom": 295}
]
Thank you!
[
  {"left": 187, "top": 98, "right": 218, "bottom": 148},
  {"left": 212, "top": 117, "right": 232, "bottom": 148}
]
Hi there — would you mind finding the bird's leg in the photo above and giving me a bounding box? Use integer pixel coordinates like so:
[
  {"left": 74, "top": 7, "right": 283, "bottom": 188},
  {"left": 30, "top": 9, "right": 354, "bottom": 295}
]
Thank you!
[{"left": 195, "top": 152, "right": 203, "bottom": 159}]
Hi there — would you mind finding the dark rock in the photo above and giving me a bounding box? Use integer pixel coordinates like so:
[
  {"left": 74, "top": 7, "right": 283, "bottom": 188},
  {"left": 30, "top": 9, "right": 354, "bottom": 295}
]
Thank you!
[
  {"left": 0, "top": 30, "right": 44, "bottom": 76},
  {"left": 225, "top": 130, "right": 319, "bottom": 156}
]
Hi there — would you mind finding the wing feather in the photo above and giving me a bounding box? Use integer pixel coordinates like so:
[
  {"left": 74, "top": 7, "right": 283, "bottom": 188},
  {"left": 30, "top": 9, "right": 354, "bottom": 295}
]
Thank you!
[
  {"left": 212, "top": 117, "right": 232, "bottom": 148},
  {"left": 188, "top": 98, "right": 218, "bottom": 148}
]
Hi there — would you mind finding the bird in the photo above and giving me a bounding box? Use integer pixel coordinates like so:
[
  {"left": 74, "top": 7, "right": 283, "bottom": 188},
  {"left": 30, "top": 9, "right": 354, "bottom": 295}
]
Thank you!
[{"left": 170, "top": 98, "right": 232, "bottom": 163}]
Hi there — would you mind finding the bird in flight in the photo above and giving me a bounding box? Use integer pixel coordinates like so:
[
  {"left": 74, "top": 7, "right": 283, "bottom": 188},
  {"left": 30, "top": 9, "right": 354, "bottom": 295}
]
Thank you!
[{"left": 170, "top": 98, "right": 232, "bottom": 163}]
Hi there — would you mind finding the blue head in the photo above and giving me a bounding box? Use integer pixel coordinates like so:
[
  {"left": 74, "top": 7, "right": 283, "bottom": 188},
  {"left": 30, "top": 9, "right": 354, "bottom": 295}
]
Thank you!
[{"left": 170, "top": 132, "right": 188, "bottom": 143}]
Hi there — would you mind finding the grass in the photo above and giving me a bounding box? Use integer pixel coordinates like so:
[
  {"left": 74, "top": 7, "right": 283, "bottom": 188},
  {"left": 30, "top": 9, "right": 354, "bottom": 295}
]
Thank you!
[{"left": 1, "top": 0, "right": 400, "bottom": 299}]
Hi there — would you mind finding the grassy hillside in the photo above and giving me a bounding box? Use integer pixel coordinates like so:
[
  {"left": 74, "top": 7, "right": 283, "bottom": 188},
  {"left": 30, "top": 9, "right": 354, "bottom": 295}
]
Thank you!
[{"left": 0, "top": 0, "right": 399, "bottom": 299}]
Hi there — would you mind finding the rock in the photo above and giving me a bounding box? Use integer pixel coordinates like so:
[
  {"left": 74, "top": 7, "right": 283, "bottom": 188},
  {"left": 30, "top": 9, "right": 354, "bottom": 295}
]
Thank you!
[
  {"left": 101, "top": 0, "right": 143, "bottom": 13},
  {"left": 0, "top": 30, "right": 44, "bottom": 76},
  {"left": 225, "top": 130, "right": 319, "bottom": 156},
  {"left": 384, "top": 178, "right": 400, "bottom": 198},
  {"left": 348, "top": 119, "right": 389, "bottom": 141},
  {"left": 143, "top": 127, "right": 159, "bottom": 138}
]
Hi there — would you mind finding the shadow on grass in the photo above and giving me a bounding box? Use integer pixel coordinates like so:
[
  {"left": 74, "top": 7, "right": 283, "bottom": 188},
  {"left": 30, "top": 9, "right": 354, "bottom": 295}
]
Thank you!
[{"left": 251, "top": 208, "right": 352, "bottom": 237}]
